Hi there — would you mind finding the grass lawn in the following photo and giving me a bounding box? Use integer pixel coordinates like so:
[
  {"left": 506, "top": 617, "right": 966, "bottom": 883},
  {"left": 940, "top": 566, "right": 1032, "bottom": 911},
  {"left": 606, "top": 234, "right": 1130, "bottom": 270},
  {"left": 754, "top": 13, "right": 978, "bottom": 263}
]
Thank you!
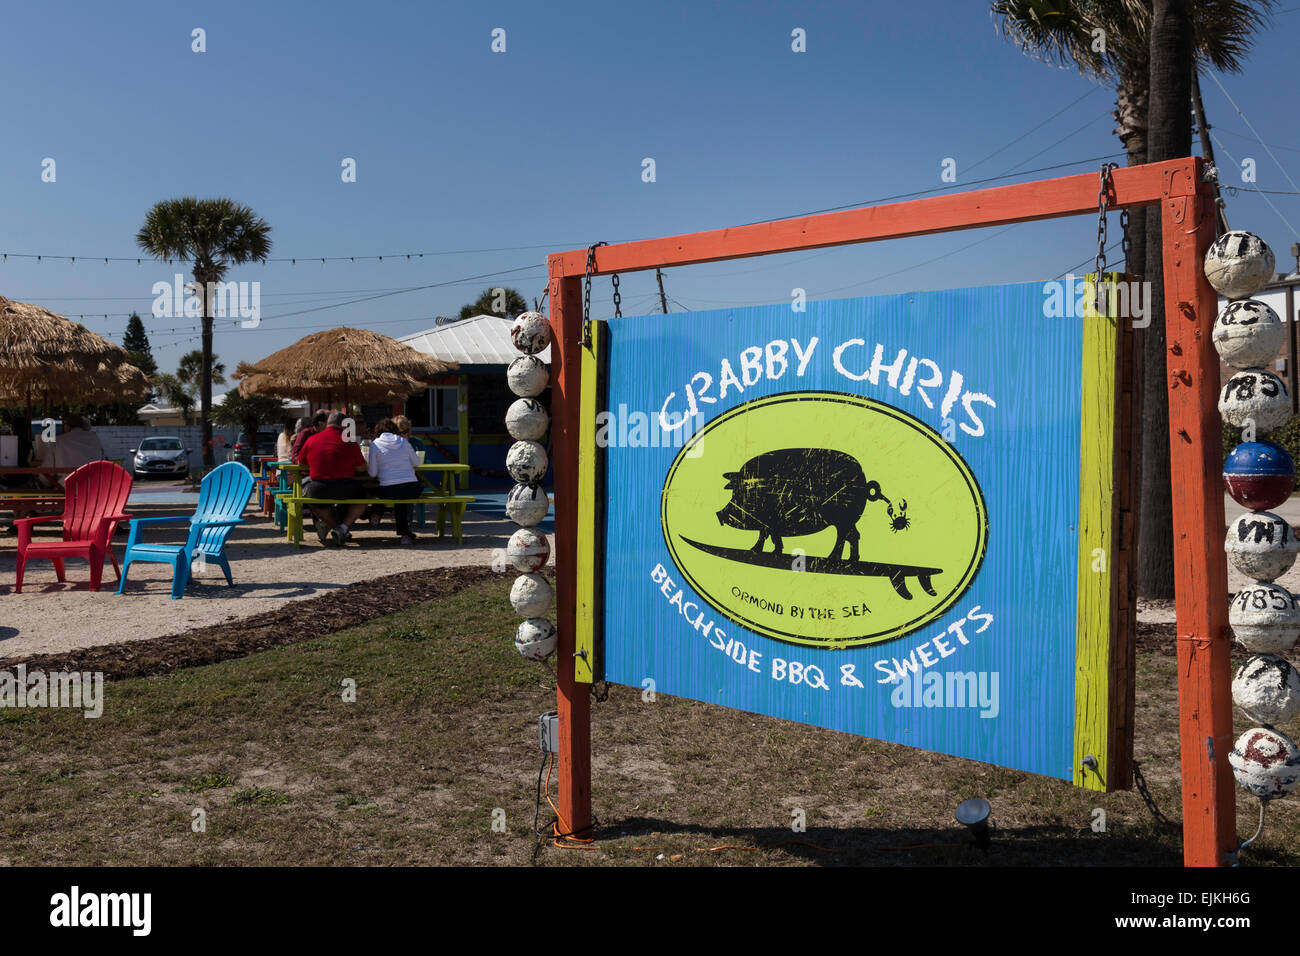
[{"left": 1, "top": 575, "right": 1295, "bottom": 866}]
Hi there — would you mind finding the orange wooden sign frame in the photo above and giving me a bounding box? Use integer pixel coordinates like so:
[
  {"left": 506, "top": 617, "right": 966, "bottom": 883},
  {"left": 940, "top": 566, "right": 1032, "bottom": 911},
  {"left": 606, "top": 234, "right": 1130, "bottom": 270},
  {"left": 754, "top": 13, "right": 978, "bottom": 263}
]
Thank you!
[{"left": 546, "top": 156, "right": 1230, "bottom": 867}]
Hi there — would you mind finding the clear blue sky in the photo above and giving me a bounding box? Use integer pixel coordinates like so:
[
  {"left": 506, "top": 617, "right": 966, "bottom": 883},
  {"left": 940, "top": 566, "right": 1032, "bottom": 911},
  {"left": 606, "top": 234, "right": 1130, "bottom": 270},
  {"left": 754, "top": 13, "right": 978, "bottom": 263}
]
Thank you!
[{"left": 2, "top": 0, "right": 1298, "bottom": 380}]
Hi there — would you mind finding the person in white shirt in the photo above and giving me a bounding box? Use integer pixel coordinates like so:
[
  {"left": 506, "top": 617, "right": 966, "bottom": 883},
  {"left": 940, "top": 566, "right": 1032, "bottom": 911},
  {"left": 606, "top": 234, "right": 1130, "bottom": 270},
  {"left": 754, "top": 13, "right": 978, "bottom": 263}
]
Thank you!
[
  {"left": 34, "top": 414, "right": 106, "bottom": 487},
  {"left": 276, "top": 423, "right": 292, "bottom": 463},
  {"left": 365, "top": 417, "right": 422, "bottom": 544}
]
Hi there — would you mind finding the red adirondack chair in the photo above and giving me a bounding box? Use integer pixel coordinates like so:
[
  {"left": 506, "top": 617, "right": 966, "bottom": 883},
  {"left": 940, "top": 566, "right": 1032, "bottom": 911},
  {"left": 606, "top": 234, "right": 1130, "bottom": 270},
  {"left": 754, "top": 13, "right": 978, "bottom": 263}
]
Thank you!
[{"left": 14, "top": 460, "right": 133, "bottom": 593}]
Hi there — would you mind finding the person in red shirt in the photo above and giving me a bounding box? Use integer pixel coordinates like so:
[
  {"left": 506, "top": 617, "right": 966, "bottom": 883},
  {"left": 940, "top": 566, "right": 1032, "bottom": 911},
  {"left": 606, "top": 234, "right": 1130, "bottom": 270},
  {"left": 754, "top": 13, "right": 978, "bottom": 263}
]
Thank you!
[
  {"left": 290, "top": 409, "right": 329, "bottom": 463},
  {"left": 299, "top": 411, "right": 368, "bottom": 546}
]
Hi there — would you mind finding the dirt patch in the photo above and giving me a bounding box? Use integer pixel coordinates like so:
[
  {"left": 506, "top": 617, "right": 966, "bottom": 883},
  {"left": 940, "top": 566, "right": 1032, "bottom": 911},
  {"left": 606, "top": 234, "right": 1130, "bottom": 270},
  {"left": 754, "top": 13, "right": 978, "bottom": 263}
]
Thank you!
[
  {"left": 4, "top": 565, "right": 500, "bottom": 680},
  {"left": 1135, "top": 620, "right": 1176, "bottom": 656}
]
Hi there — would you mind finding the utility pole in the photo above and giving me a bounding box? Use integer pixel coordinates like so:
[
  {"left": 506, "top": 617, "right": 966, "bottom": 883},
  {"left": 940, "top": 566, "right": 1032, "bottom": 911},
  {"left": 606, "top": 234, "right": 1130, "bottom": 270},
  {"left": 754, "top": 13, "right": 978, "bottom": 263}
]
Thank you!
[
  {"left": 1191, "top": 67, "right": 1230, "bottom": 236},
  {"left": 656, "top": 268, "right": 669, "bottom": 313}
]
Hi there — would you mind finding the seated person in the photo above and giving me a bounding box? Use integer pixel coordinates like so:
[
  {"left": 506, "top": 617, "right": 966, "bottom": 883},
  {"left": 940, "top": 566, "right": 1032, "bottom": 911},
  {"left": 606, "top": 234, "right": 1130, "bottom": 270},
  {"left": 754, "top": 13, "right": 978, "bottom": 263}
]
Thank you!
[
  {"left": 291, "top": 409, "right": 329, "bottom": 463},
  {"left": 366, "top": 417, "right": 423, "bottom": 544},
  {"left": 298, "top": 411, "right": 368, "bottom": 546},
  {"left": 34, "top": 414, "right": 106, "bottom": 488},
  {"left": 393, "top": 415, "right": 427, "bottom": 458},
  {"left": 276, "top": 422, "right": 293, "bottom": 463}
]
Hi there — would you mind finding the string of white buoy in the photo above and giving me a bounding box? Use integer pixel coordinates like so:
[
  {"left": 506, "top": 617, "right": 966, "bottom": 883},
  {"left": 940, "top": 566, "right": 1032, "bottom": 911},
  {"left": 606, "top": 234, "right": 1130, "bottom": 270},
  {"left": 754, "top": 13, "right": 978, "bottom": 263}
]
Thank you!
[
  {"left": 504, "top": 312, "right": 557, "bottom": 661},
  {"left": 1207, "top": 231, "right": 1300, "bottom": 857}
]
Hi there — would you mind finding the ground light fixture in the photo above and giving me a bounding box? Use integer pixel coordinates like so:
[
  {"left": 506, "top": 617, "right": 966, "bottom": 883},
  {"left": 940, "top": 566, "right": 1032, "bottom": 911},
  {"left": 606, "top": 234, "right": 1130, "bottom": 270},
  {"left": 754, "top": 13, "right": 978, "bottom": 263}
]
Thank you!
[{"left": 955, "top": 797, "right": 991, "bottom": 850}]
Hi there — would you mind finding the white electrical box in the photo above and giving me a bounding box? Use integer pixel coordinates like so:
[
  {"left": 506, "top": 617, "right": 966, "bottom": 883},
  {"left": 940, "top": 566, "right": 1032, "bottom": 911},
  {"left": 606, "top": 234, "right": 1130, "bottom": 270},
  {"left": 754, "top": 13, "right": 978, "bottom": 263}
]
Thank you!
[
  {"left": 538, "top": 711, "right": 559, "bottom": 754},
  {"left": 0, "top": 435, "right": 16, "bottom": 467}
]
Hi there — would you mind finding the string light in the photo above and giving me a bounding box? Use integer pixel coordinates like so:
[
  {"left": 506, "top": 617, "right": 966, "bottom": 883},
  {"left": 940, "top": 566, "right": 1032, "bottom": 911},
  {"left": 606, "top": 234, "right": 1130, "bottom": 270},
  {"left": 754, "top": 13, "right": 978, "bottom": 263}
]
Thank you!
[{"left": 0, "top": 241, "right": 608, "bottom": 266}]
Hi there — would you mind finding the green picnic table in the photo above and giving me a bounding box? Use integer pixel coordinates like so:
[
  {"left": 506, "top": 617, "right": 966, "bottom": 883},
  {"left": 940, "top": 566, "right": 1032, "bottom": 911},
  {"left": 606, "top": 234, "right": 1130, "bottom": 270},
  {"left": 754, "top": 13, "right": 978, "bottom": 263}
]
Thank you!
[{"left": 277, "top": 462, "right": 473, "bottom": 545}]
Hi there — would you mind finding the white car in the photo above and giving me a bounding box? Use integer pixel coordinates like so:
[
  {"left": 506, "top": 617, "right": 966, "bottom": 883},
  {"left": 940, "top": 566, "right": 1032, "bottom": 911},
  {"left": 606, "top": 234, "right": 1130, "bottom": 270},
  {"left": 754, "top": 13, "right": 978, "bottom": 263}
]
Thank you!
[{"left": 131, "top": 436, "right": 191, "bottom": 478}]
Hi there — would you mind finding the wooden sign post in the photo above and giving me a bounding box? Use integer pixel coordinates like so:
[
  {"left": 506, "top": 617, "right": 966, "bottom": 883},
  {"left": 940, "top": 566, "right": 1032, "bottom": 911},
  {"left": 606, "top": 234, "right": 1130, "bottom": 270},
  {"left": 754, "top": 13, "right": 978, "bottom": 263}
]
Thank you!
[{"left": 547, "top": 157, "right": 1229, "bottom": 866}]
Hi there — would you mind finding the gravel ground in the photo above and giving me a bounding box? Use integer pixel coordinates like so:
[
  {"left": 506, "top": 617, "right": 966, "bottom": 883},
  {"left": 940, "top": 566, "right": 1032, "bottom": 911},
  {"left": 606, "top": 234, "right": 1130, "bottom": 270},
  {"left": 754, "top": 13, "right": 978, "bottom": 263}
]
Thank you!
[{"left": 0, "top": 505, "right": 543, "bottom": 659}]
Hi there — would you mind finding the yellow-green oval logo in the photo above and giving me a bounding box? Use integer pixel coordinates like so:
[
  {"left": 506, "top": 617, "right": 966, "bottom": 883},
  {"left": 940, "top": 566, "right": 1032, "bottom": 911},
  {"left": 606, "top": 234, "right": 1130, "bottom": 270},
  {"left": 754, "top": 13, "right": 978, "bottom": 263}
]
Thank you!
[{"left": 661, "top": 391, "right": 988, "bottom": 648}]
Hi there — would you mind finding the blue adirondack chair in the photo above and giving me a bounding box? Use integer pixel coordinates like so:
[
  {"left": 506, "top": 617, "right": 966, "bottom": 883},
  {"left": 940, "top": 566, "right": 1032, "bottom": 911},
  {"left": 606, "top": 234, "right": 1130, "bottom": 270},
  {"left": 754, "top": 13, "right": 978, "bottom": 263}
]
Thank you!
[{"left": 117, "top": 462, "right": 255, "bottom": 599}]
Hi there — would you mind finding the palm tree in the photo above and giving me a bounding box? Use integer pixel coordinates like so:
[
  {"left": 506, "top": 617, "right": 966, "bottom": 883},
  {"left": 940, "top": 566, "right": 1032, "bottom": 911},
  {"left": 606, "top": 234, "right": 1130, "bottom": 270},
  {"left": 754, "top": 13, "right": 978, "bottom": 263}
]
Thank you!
[
  {"left": 991, "top": 0, "right": 1272, "bottom": 279},
  {"left": 178, "top": 349, "right": 226, "bottom": 393},
  {"left": 153, "top": 372, "right": 195, "bottom": 422},
  {"left": 136, "top": 199, "right": 272, "bottom": 469},
  {"left": 458, "top": 287, "right": 529, "bottom": 320},
  {"left": 991, "top": 0, "right": 1273, "bottom": 598},
  {"left": 1140, "top": 0, "right": 1194, "bottom": 598}
]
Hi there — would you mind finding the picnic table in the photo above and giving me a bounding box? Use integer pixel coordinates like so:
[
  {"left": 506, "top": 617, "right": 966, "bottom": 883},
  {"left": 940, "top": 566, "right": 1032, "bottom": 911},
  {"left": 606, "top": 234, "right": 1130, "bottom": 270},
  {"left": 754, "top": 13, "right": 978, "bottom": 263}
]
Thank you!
[
  {"left": 0, "top": 490, "right": 67, "bottom": 523},
  {"left": 0, "top": 466, "right": 76, "bottom": 480},
  {"left": 0, "top": 468, "right": 74, "bottom": 523},
  {"left": 274, "top": 461, "right": 473, "bottom": 545}
]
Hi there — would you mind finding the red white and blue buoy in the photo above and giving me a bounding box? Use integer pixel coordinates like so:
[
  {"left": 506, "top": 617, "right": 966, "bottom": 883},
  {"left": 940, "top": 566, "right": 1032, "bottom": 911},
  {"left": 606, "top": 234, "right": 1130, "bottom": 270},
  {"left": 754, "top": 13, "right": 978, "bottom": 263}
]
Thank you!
[{"left": 1224, "top": 441, "right": 1296, "bottom": 512}]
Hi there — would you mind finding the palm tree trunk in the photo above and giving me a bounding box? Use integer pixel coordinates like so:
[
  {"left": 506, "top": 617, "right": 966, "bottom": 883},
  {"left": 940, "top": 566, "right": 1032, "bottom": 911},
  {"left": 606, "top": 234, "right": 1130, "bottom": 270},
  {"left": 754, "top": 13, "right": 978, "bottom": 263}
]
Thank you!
[
  {"left": 201, "top": 280, "right": 214, "bottom": 470},
  {"left": 1115, "top": 69, "right": 1148, "bottom": 277},
  {"left": 1138, "top": 0, "right": 1194, "bottom": 599}
]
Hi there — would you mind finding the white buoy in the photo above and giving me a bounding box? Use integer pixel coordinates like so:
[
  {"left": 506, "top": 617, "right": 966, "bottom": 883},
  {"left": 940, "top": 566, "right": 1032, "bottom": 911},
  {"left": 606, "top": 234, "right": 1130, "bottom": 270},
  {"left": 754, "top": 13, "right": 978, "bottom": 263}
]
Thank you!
[
  {"left": 1225, "top": 511, "right": 1300, "bottom": 583},
  {"left": 505, "top": 483, "right": 551, "bottom": 526},
  {"left": 1204, "top": 231, "right": 1276, "bottom": 299},
  {"left": 510, "top": 573, "right": 554, "bottom": 617},
  {"left": 505, "top": 398, "right": 549, "bottom": 441},
  {"left": 506, "top": 440, "right": 549, "bottom": 484},
  {"left": 1218, "top": 369, "right": 1291, "bottom": 433},
  {"left": 1233, "top": 655, "right": 1300, "bottom": 726},
  {"left": 1213, "top": 299, "right": 1285, "bottom": 369},
  {"left": 507, "top": 526, "right": 551, "bottom": 572},
  {"left": 515, "top": 618, "right": 558, "bottom": 661},
  {"left": 510, "top": 311, "right": 552, "bottom": 355},
  {"left": 1230, "top": 583, "right": 1300, "bottom": 654},
  {"left": 507, "top": 355, "right": 550, "bottom": 397},
  {"left": 1229, "top": 726, "right": 1300, "bottom": 799}
]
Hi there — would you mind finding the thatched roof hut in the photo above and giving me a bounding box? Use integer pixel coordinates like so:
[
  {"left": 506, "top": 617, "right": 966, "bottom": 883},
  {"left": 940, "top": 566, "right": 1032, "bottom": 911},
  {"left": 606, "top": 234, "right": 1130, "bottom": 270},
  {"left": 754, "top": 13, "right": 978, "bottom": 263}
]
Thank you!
[
  {"left": 234, "top": 327, "right": 457, "bottom": 406},
  {"left": 0, "top": 296, "right": 151, "bottom": 409}
]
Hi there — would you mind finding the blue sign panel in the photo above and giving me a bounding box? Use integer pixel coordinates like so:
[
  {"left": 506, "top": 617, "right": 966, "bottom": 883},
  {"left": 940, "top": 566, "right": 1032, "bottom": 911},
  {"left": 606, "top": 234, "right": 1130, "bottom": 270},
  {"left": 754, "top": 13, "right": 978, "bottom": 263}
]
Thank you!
[{"left": 596, "top": 283, "right": 1104, "bottom": 782}]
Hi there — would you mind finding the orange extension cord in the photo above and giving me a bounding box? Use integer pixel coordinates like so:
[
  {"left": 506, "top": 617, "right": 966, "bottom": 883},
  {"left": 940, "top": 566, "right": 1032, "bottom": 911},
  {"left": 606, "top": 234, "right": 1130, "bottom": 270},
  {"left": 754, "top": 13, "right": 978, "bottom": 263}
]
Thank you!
[{"left": 543, "top": 753, "right": 599, "bottom": 850}]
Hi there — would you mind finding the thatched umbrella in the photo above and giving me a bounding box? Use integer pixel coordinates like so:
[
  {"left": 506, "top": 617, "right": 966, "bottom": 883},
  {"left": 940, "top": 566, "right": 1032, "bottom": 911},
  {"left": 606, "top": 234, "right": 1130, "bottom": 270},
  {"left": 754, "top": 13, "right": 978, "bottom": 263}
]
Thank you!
[
  {"left": 234, "top": 327, "right": 457, "bottom": 407},
  {"left": 0, "top": 296, "right": 152, "bottom": 413}
]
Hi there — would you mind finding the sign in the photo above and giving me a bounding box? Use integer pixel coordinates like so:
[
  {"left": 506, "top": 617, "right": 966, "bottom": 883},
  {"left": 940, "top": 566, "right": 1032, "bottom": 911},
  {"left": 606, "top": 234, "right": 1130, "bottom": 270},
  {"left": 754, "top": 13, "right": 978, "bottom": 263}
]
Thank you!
[
  {"left": 660, "top": 393, "right": 988, "bottom": 648},
  {"left": 579, "top": 280, "right": 1133, "bottom": 789}
]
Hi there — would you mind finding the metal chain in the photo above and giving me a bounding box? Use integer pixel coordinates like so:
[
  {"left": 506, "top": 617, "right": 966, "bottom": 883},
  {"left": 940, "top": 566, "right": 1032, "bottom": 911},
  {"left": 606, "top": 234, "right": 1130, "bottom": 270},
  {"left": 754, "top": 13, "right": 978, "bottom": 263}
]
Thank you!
[
  {"left": 583, "top": 242, "right": 606, "bottom": 348},
  {"left": 1132, "top": 761, "right": 1180, "bottom": 831},
  {"left": 1094, "top": 162, "right": 1118, "bottom": 313},
  {"left": 1120, "top": 207, "right": 1132, "bottom": 271},
  {"left": 612, "top": 273, "right": 622, "bottom": 319}
]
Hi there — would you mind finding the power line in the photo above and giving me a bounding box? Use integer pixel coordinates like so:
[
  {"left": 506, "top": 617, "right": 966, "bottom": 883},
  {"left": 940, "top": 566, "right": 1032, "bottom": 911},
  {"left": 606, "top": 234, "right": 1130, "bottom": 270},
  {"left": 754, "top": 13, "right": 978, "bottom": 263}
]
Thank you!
[
  {"left": 1204, "top": 71, "right": 1300, "bottom": 198},
  {"left": 965, "top": 87, "right": 1101, "bottom": 174},
  {"left": 1055, "top": 239, "right": 1125, "bottom": 280},
  {"left": 1217, "top": 127, "right": 1300, "bottom": 155},
  {"left": 12, "top": 285, "right": 434, "bottom": 302},
  {"left": 236, "top": 264, "right": 546, "bottom": 323},
  {"left": 996, "top": 111, "right": 1112, "bottom": 176},
  {"left": 814, "top": 225, "right": 1020, "bottom": 296},
  {"left": 44, "top": 270, "right": 549, "bottom": 323},
  {"left": 1209, "top": 130, "right": 1300, "bottom": 238},
  {"left": 1223, "top": 186, "right": 1300, "bottom": 196},
  {"left": 737, "top": 152, "right": 1125, "bottom": 227}
]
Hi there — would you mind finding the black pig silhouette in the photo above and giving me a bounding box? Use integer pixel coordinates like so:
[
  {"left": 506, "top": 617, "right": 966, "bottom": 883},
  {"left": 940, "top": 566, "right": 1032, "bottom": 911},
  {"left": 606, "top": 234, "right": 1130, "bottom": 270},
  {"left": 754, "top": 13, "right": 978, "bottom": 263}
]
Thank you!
[{"left": 715, "top": 448, "right": 902, "bottom": 562}]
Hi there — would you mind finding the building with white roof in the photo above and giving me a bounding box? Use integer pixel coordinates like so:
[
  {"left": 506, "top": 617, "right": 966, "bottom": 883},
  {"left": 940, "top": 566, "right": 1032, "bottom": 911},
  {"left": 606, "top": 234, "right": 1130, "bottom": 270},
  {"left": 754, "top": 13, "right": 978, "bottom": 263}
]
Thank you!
[{"left": 399, "top": 314, "right": 550, "bottom": 486}]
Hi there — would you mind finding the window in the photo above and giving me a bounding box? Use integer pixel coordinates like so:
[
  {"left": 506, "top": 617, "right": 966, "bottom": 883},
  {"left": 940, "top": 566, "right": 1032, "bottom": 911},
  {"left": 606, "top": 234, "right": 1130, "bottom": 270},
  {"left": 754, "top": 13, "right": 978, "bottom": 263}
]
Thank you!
[{"left": 429, "top": 386, "right": 458, "bottom": 431}]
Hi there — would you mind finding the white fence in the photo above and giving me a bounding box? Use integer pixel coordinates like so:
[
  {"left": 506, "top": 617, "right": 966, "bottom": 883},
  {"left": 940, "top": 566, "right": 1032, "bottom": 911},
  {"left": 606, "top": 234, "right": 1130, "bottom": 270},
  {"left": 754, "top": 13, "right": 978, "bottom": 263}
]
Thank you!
[{"left": 93, "top": 425, "right": 241, "bottom": 471}]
